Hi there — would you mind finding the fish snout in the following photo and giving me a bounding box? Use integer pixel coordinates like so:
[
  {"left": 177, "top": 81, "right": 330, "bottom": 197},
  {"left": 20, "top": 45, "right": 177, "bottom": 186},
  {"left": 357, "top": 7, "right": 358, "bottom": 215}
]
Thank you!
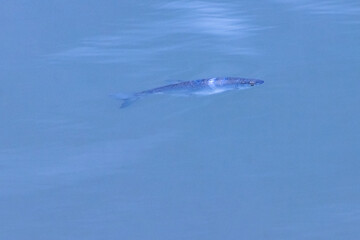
[{"left": 249, "top": 79, "right": 264, "bottom": 86}]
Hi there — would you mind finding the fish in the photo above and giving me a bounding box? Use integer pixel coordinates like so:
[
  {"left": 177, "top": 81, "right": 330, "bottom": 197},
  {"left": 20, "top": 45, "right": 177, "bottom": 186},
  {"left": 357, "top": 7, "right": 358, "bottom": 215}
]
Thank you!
[{"left": 113, "top": 77, "right": 264, "bottom": 108}]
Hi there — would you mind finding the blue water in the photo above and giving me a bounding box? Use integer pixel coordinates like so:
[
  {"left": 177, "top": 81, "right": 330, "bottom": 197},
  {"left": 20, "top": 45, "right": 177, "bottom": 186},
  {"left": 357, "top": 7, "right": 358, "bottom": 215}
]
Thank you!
[{"left": 1, "top": 1, "right": 360, "bottom": 239}]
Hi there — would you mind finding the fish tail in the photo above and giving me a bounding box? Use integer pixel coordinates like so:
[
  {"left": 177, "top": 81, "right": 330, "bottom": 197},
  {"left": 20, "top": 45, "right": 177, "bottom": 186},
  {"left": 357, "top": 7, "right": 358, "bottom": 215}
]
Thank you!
[{"left": 110, "top": 93, "right": 140, "bottom": 108}]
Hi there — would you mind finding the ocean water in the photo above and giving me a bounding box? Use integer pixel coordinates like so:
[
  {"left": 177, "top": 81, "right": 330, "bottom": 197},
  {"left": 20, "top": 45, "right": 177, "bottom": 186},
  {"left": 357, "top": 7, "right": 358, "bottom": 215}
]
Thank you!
[{"left": 1, "top": 0, "right": 360, "bottom": 239}]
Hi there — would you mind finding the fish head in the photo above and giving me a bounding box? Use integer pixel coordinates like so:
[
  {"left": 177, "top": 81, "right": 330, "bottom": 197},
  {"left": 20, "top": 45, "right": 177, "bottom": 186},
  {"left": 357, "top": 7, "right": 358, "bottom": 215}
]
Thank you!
[
  {"left": 235, "top": 78, "right": 264, "bottom": 88},
  {"left": 249, "top": 79, "right": 264, "bottom": 86}
]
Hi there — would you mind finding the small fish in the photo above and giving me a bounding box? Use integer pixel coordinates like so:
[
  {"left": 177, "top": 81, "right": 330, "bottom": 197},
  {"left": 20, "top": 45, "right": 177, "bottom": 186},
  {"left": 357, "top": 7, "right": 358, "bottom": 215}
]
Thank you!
[{"left": 113, "top": 77, "right": 264, "bottom": 108}]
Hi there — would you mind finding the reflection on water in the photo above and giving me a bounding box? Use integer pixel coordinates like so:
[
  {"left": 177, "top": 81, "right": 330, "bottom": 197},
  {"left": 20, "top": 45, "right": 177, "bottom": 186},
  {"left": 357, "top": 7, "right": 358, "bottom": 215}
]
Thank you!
[
  {"left": 160, "top": 1, "right": 258, "bottom": 36},
  {"left": 275, "top": 0, "right": 360, "bottom": 16},
  {"left": 50, "top": 1, "right": 262, "bottom": 64}
]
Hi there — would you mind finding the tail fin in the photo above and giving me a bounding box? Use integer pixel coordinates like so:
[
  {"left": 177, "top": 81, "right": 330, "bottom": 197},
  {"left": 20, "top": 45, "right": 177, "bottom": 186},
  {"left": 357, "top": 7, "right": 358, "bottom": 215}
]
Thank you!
[{"left": 111, "top": 93, "right": 140, "bottom": 108}]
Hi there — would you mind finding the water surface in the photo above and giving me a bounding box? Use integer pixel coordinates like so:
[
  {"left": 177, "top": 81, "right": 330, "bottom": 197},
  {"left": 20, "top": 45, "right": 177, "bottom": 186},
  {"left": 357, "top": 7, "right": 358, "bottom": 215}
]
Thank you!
[{"left": 1, "top": 0, "right": 360, "bottom": 239}]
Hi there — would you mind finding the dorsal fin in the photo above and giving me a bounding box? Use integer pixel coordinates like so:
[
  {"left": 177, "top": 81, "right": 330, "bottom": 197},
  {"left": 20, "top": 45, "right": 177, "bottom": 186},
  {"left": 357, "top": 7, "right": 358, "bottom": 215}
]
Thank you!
[{"left": 165, "top": 79, "right": 182, "bottom": 84}]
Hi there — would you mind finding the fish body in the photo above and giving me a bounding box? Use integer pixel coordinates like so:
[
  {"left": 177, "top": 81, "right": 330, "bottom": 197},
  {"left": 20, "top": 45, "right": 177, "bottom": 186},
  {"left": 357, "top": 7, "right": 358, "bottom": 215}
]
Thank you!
[{"left": 115, "top": 77, "right": 264, "bottom": 108}]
